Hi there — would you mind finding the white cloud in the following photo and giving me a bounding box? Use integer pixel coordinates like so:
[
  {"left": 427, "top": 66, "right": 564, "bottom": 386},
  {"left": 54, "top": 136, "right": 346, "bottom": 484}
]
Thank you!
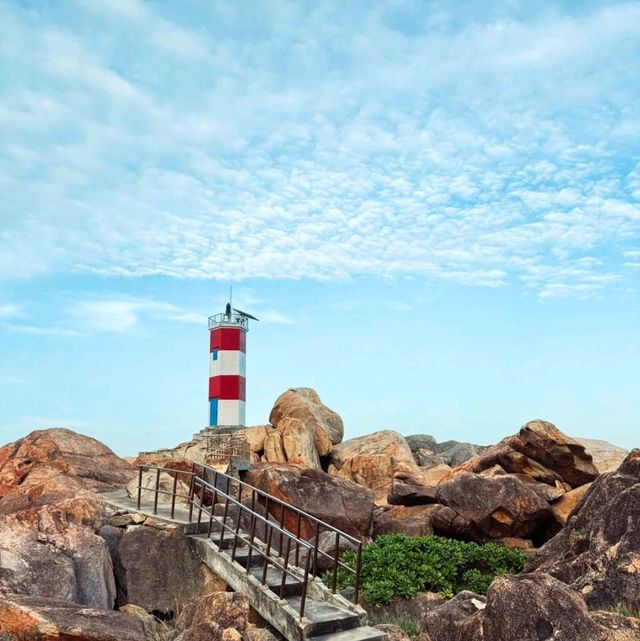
[
  {"left": 70, "top": 298, "right": 205, "bottom": 332},
  {"left": 0, "top": 304, "right": 22, "bottom": 317},
  {"left": 259, "top": 311, "right": 295, "bottom": 325},
  {"left": 0, "top": 1, "right": 639, "bottom": 298}
]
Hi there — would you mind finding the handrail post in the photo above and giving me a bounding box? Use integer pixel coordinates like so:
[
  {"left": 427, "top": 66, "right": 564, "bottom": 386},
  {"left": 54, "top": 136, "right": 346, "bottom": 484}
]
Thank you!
[
  {"left": 153, "top": 467, "right": 160, "bottom": 515},
  {"left": 300, "top": 544, "right": 312, "bottom": 619},
  {"left": 295, "top": 512, "right": 301, "bottom": 567},
  {"left": 354, "top": 542, "right": 362, "bottom": 605},
  {"left": 170, "top": 472, "right": 178, "bottom": 520},
  {"left": 219, "top": 483, "right": 231, "bottom": 548},
  {"left": 137, "top": 467, "right": 143, "bottom": 510},
  {"left": 231, "top": 484, "right": 243, "bottom": 561},
  {"left": 312, "top": 520, "right": 321, "bottom": 578},
  {"left": 279, "top": 537, "right": 292, "bottom": 598},
  {"left": 261, "top": 526, "right": 274, "bottom": 585},
  {"left": 331, "top": 532, "right": 340, "bottom": 593},
  {"left": 278, "top": 503, "right": 286, "bottom": 556}
]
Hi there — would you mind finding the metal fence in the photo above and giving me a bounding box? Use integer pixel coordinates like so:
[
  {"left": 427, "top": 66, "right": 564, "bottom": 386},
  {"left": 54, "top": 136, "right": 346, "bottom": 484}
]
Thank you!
[{"left": 136, "top": 462, "right": 363, "bottom": 619}]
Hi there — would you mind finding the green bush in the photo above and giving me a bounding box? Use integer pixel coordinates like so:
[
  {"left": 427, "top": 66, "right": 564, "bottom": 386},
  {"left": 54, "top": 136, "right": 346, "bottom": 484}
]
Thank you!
[{"left": 332, "top": 534, "right": 526, "bottom": 605}]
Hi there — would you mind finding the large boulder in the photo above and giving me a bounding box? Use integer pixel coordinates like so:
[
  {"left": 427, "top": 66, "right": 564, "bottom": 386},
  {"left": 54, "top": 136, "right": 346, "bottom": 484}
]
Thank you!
[
  {"left": 243, "top": 463, "right": 375, "bottom": 538},
  {"left": 175, "top": 592, "right": 250, "bottom": 641},
  {"left": 481, "top": 573, "right": 640, "bottom": 641},
  {"left": 329, "top": 430, "right": 419, "bottom": 504},
  {"left": 0, "top": 498, "right": 116, "bottom": 609},
  {"left": 527, "top": 449, "right": 640, "bottom": 611},
  {"left": 455, "top": 420, "right": 598, "bottom": 489},
  {"left": 277, "top": 417, "right": 322, "bottom": 469},
  {"left": 389, "top": 473, "right": 551, "bottom": 541},
  {"left": 420, "top": 591, "right": 485, "bottom": 641},
  {"left": 0, "top": 428, "right": 134, "bottom": 515},
  {"left": 0, "top": 593, "right": 148, "bottom": 641},
  {"left": 269, "top": 388, "right": 343, "bottom": 455},
  {"left": 575, "top": 437, "right": 629, "bottom": 474},
  {"left": 111, "top": 524, "right": 223, "bottom": 614}
]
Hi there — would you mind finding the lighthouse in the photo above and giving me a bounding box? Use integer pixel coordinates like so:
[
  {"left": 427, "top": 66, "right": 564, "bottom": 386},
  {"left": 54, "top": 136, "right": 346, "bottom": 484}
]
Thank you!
[{"left": 208, "top": 303, "right": 257, "bottom": 429}]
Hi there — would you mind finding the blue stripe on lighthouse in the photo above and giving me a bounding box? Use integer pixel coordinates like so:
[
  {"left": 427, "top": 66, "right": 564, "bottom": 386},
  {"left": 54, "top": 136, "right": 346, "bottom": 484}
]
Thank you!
[{"left": 209, "top": 398, "right": 218, "bottom": 426}]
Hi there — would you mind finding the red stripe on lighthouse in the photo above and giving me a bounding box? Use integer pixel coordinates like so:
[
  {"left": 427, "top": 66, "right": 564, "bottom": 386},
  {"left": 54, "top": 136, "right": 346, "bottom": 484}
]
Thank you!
[
  {"left": 209, "top": 375, "right": 246, "bottom": 401},
  {"left": 209, "top": 327, "right": 246, "bottom": 352}
]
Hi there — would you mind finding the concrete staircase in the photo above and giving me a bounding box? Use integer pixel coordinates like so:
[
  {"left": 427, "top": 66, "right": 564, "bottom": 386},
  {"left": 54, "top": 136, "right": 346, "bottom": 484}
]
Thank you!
[{"left": 100, "top": 464, "right": 385, "bottom": 641}]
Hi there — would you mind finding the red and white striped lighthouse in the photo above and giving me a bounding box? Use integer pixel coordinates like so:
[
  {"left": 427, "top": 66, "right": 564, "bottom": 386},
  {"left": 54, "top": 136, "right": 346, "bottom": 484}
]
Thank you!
[{"left": 208, "top": 303, "right": 256, "bottom": 428}]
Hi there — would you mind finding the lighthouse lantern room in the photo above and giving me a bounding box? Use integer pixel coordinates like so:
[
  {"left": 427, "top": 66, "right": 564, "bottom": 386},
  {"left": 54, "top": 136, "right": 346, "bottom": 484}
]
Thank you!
[{"left": 208, "top": 303, "right": 256, "bottom": 429}]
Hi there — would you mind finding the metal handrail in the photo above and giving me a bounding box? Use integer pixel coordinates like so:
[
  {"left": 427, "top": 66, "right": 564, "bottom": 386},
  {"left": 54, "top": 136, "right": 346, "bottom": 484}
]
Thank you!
[{"left": 136, "top": 463, "right": 363, "bottom": 618}]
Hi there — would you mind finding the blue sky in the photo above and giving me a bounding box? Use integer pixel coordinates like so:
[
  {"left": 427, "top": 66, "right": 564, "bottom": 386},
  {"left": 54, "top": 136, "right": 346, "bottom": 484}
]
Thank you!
[{"left": 1, "top": 0, "right": 638, "bottom": 455}]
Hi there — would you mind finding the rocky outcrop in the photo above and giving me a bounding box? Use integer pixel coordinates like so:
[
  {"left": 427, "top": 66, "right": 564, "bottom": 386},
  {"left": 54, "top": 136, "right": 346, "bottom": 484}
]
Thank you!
[
  {"left": 329, "top": 430, "right": 419, "bottom": 503},
  {"left": 420, "top": 591, "right": 485, "bottom": 641},
  {"left": 174, "top": 592, "right": 250, "bottom": 641},
  {"left": 575, "top": 437, "right": 629, "bottom": 474},
  {"left": 269, "top": 388, "right": 344, "bottom": 455},
  {"left": 405, "top": 435, "right": 486, "bottom": 468},
  {"left": 0, "top": 593, "right": 148, "bottom": 641},
  {"left": 243, "top": 463, "right": 375, "bottom": 538},
  {"left": 527, "top": 449, "right": 640, "bottom": 611},
  {"left": 278, "top": 417, "right": 321, "bottom": 469},
  {"left": 456, "top": 420, "right": 598, "bottom": 489},
  {"left": 103, "top": 521, "right": 224, "bottom": 614},
  {"left": 0, "top": 428, "right": 134, "bottom": 515}
]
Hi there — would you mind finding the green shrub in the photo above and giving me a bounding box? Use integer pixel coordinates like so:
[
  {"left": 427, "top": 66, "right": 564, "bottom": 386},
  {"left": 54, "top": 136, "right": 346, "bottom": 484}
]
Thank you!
[{"left": 332, "top": 534, "right": 526, "bottom": 605}]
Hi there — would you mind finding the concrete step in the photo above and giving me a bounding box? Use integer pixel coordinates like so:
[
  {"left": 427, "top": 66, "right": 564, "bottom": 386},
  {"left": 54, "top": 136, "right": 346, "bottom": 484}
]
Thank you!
[
  {"left": 307, "top": 626, "right": 386, "bottom": 641},
  {"left": 285, "top": 597, "right": 361, "bottom": 637},
  {"left": 250, "top": 566, "right": 304, "bottom": 597},
  {"left": 232, "top": 547, "right": 266, "bottom": 568}
]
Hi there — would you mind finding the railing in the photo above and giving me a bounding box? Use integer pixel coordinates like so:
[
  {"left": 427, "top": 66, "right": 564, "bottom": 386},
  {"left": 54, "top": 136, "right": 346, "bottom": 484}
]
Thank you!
[
  {"left": 135, "top": 462, "right": 363, "bottom": 619},
  {"left": 204, "top": 431, "right": 251, "bottom": 465},
  {"left": 208, "top": 312, "right": 248, "bottom": 330}
]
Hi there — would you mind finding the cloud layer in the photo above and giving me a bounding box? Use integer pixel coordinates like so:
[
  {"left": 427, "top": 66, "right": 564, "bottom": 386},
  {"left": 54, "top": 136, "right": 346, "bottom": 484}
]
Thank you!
[{"left": 1, "top": 0, "right": 639, "bottom": 297}]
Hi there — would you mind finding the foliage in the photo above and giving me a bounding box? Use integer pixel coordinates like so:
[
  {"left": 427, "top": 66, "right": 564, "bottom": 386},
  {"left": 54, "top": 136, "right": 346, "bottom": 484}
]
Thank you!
[
  {"left": 610, "top": 603, "right": 640, "bottom": 619},
  {"left": 332, "top": 534, "right": 526, "bottom": 605},
  {"left": 367, "top": 614, "right": 422, "bottom": 637}
]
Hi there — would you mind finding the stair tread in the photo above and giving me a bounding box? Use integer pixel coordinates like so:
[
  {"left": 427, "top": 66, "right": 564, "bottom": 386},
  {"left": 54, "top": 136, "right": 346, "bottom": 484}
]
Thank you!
[
  {"left": 308, "top": 626, "right": 386, "bottom": 641},
  {"left": 285, "top": 597, "right": 359, "bottom": 623},
  {"left": 250, "top": 566, "right": 302, "bottom": 585}
]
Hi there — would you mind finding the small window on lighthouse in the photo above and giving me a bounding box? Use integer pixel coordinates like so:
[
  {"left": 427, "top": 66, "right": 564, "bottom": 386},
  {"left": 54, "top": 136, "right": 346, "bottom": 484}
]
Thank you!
[{"left": 212, "top": 350, "right": 218, "bottom": 361}]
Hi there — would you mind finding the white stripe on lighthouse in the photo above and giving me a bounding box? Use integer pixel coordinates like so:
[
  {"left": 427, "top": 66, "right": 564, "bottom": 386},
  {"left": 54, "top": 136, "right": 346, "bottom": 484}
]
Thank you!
[
  {"left": 210, "top": 351, "right": 246, "bottom": 378},
  {"left": 217, "top": 400, "right": 246, "bottom": 426}
]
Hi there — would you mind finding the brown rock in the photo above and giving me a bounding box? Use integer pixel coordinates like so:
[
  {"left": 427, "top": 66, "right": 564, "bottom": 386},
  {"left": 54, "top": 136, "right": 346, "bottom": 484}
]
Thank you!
[
  {"left": 269, "top": 388, "right": 343, "bottom": 455},
  {"left": 239, "top": 426, "right": 269, "bottom": 454},
  {"left": 277, "top": 417, "right": 321, "bottom": 469},
  {"left": 527, "top": 449, "right": 640, "bottom": 611},
  {"left": 0, "top": 499, "right": 116, "bottom": 609},
  {"left": 421, "top": 591, "right": 485, "bottom": 641},
  {"left": 126, "top": 470, "right": 190, "bottom": 505},
  {"left": 575, "top": 437, "right": 629, "bottom": 474},
  {"left": 175, "top": 592, "right": 251, "bottom": 641},
  {"left": 481, "top": 573, "right": 614, "bottom": 641},
  {"left": 0, "top": 593, "right": 147, "bottom": 641},
  {"left": 390, "top": 473, "right": 551, "bottom": 541},
  {"left": 551, "top": 482, "right": 592, "bottom": 526},
  {"left": 0, "top": 428, "right": 134, "bottom": 516},
  {"left": 330, "top": 430, "right": 419, "bottom": 504},
  {"left": 374, "top": 504, "right": 442, "bottom": 537},
  {"left": 114, "top": 525, "right": 223, "bottom": 614},
  {"left": 243, "top": 463, "right": 374, "bottom": 538},
  {"left": 263, "top": 429, "right": 287, "bottom": 464},
  {"left": 365, "top": 591, "right": 446, "bottom": 624}
]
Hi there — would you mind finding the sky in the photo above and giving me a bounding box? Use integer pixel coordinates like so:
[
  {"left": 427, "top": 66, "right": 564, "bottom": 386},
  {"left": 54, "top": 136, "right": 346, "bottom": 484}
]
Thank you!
[{"left": 1, "top": 0, "right": 639, "bottom": 456}]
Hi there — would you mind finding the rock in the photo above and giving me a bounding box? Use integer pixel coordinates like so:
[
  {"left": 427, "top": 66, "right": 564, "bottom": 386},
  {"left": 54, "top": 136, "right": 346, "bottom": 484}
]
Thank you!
[
  {"left": 269, "top": 388, "right": 343, "bottom": 455},
  {"left": 243, "top": 463, "right": 375, "bottom": 538},
  {"left": 438, "top": 442, "right": 485, "bottom": 467},
  {"left": 390, "top": 473, "right": 551, "bottom": 541},
  {"left": 456, "top": 420, "right": 598, "bottom": 489},
  {"left": 551, "top": 483, "right": 592, "bottom": 526},
  {"left": 420, "top": 464, "right": 452, "bottom": 485},
  {"left": 263, "top": 429, "right": 287, "bottom": 464},
  {"left": 243, "top": 630, "right": 281, "bottom": 641},
  {"left": 374, "top": 624, "right": 417, "bottom": 641},
  {"left": 0, "top": 499, "right": 116, "bottom": 609},
  {"left": 329, "top": 430, "right": 419, "bottom": 504},
  {"left": 527, "top": 449, "right": 640, "bottom": 611},
  {"left": 176, "top": 592, "right": 250, "bottom": 641},
  {"left": 290, "top": 529, "right": 357, "bottom": 573},
  {"left": 126, "top": 470, "right": 190, "bottom": 504},
  {"left": 114, "top": 524, "right": 224, "bottom": 614},
  {"left": 388, "top": 470, "right": 440, "bottom": 506},
  {"left": 0, "top": 428, "right": 134, "bottom": 515},
  {"left": 481, "top": 573, "right": 618, "bottom": 641},
  {"left": 0, "top": 593, "right": 147, "bottom": 641},
  {"left": 414, "top": 449, "right": 445, "bottom": 468},
  {"left": 118, "top": 604, "right": 159, "bottom": 638},
  {"left": 239, "top": 426, "right": 269, "bottom": 454},
  {"left": 277, "top": 417, "right": 321, "bottom": 469},
  {"left": 575, "top": 437, "right": 629, "bottom": 474},
  {"left": 374, "top": 504, "right": 442, "bottom": 537},
  {"left": 365, "top": 591, "right": 446, "bottom": 624},
  {"left": 421, "top": 591, "right": 485, "bottom": 641},
  {"left": 405, "top": 435, "right": 438, "bottom": 452}
]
